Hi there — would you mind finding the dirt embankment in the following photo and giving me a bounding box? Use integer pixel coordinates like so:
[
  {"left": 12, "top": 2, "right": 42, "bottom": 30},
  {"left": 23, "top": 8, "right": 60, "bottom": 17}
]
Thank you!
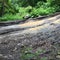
[{"left": 0, "top": 14, "right": 60, "bottom": 60}]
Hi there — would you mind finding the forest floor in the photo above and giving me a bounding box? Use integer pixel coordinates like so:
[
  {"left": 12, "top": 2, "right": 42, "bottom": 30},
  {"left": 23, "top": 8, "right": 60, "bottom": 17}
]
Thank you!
[{"left": 0, "top": 14, "right": 60, "bottom": 60}]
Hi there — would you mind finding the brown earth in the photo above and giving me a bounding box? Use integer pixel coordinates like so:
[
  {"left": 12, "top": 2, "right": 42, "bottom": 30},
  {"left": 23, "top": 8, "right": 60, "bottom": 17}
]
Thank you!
[{"left": 0, "top": 14, "right": 60, "bottom": 60}]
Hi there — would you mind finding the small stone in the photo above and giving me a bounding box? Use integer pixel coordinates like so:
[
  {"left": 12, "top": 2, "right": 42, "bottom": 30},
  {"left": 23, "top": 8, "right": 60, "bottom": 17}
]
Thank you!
[
  {"left": 8, "top": 55, "right": 13, "bottom": 58},
  {"left": 17, "top": 43, "right": 21, "bottom": 46},
  {"left": 17, "top": 43, "right": 24, "bottom": 47},
  {"left": 13, "top": 47, "right": 17, "bottom": 51},
  {"left": 0, "top": 54, "right": 3, "bottom": 57},
  {"left": 56, "top": 55, "right": 60, "bottom": 58},
  {"left": 24, "top": 14, "right": 30, "bottom": 19},
  {"left": 4, "top": 56, "right": 8, "bottom": 58},
  {"left": 25, "top": 51, "right": 28, "bottom": 54},
  {"left": 30, "top": 45, "right": 32, "bottom": 47}
]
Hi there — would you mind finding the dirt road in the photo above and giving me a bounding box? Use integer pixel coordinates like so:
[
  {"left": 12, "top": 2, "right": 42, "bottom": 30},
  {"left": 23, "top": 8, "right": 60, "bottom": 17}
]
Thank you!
[{"left": 0, "top": 14, "right": 60, "bottom": 60}]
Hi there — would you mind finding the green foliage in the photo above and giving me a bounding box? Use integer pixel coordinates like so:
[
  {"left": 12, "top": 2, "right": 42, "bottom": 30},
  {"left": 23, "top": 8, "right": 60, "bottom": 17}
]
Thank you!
[
  {"left": 36, "top": 1, "right": 45, "bottom": 7},
  {"left": 0, "top": 13, "right": 24, "bottom": 21},
  {"left": 47, "top": 0, "right": 60, "bottom": 6},
  {"left": 30, "top": 4, "right": 56, "bottom": 17},
  {"left": 0, "top": 0, "right": 60, "bottom": 21},
  {"left": 20, "top": 47, "right": 47, "bottom": 60}
]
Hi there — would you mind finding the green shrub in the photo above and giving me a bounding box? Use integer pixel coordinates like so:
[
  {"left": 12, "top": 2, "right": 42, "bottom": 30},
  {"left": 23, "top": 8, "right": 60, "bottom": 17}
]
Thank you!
[
  {"left": 0, "top": 0, "right": 60, "bottom": 21},
  {"left": 36, "top": 1, "right": 45, "bottom": 8},
  {"left": 25, "top": 6, "right": 32, "bottom": 13},
  {"left": 47, "top": 0, "right": 60, "bottom": 6},
  {"left": 30, "top": 5, "right": 56, "bottom": 17},
  {"left": 0, "top": 13, "right": 23, "bottom": 21}
]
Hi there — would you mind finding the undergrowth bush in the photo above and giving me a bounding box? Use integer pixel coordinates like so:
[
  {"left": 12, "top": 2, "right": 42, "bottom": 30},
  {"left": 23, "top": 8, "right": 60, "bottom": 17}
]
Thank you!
[
  {"left": 0, "top": 0, "right": 60, "bottom": 21},
  {"left": 0, "top": 13, "right": 23, "bottom": 21},
  {"left": 30, "top": 4, "right": 56, "bottom": 17}
]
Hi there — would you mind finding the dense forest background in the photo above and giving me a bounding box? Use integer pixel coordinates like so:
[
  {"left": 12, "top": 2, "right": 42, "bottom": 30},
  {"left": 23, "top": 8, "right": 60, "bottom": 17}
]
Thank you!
[{"left": 0, "top": 0, "right": 60, "bottom": 21}]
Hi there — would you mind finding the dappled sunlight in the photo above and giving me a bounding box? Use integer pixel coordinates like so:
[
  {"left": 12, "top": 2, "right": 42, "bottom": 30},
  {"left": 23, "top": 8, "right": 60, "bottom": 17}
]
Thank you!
[
  {"left": 22, "top": 23, "right": 55, "bottom": 34},
  {"left": 28, "top": 24, "right": 49, "bottom": 31},
  {"left": 18, "top": 15, "right": 60, "bottom": 29},
  {"left": 19, "top": 20, "right": 45, "bottom": 27},
  {"left": 52, "top": 19, "right": 60, "bottom": 24}
]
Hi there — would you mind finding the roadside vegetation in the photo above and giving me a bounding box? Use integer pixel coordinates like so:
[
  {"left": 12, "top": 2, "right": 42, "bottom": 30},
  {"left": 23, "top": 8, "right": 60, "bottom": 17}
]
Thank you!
[
  {"left": 20, "top": 46, "right": 48, "bottom": 60},
  {"left": 0, "top": 0, "right": 60, "bottom": 21}
]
